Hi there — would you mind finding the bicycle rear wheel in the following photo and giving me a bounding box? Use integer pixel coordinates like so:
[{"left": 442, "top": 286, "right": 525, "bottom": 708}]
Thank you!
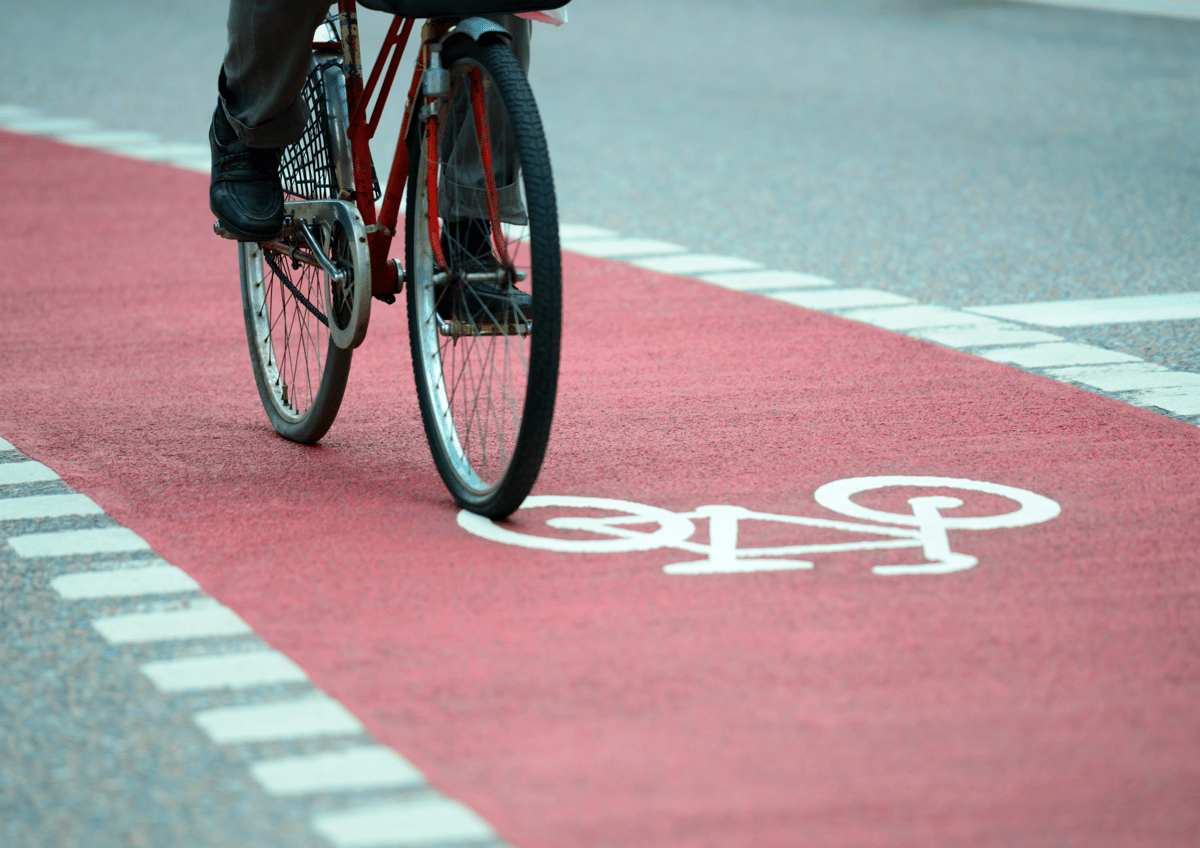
[
  {"left": 240, "top": 56, "right": 353, "bottom": 444},
  {"left": 406, "top": 38, "right": 561, "bottom": 518}
]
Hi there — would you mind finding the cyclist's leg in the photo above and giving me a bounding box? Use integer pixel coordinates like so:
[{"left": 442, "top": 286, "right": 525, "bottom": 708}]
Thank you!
[{"left": 220, "top": 0, "right": 334, "bottom": 148}]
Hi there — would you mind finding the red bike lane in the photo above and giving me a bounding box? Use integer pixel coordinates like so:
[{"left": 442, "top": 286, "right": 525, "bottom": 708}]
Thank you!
[{"left": 3, "top": 132, "right": 1199, "bottom": 846}]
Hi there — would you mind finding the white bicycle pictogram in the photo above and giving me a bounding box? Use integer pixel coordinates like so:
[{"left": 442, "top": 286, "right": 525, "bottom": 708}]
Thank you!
[{"left": 457, "top": 476, "right": 1062, "bottom": 576}]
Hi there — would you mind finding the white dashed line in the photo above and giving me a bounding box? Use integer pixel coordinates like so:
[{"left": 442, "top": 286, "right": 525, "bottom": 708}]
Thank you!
[
  {"left": 250, "top": 746, "right": 426, "bottom": 796},
  {"left": 913, "top": 325, "right": 1066, "bottom": 348},
  {"left": 0, "top": 493, "right": 104, "bottom": 521},
  {"left": 1044, "top": 362, "right": 1200, "bottom": 392},
  {"left": 767, "top": 288, "right": 915, "bottom": 310},
  {"left": 1126, "top": 388, "right": 1200, "bottom": 415},
  {"left": 92, "top": 601, "right": 252, "bottom": 644},
  {"left": 312, "top": 797, "right": 496, "bottom": 848},
  {"left": 977, "top": 342, "right": 1143, "bottom": 368},
  {"left": 555, "top": 223, "right": 618, "bottom": 240},
  {"left": 629, "top": 253, "right": 763, "bottom": 275},
  {"left": 0, "top": 437, "right": 13, "bottom": 451},
  {"left": 194, "top": 695, "right": 364, "bottom": 744},
  {"left": 50, "top": 564, "right": 199, "bottom": 599},
  {"left": 560, "top": 237, "right": 687, "bottom": 258},
  {"left": 967, "top": 291, "right": 1200, "bottom": 326},
  {"left": 840, "top": 305, "right": 1010, "bottom": 331},
  {"left": 8, "top": 526, "right": 152, "bottom": 558},
  {"left": 141, "top": 650, "right": 308, "bottom": 692},
  {"left": 0, "top": 461, "right": 60, "bottom": 485},
  {"left": 698, "top": 270, "right": 837, "bottom": 291}
]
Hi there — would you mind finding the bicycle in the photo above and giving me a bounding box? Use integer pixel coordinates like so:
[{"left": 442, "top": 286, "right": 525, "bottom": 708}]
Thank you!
[{"left": 219, "top": 2, "right": 567, "bottom": 518}]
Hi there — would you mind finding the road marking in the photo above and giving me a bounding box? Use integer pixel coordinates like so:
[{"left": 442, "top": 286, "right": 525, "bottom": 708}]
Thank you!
[
  {"left": 1010, "top": 0, "right": 1200, "bottom": 21},
  {"left": 0, "top": 437, "right": 13, "bottom": 451},
  {"left": 913, "top": 325, "right": 1066, "bottom": 348},
  {"left": 193, "top": 695, "right": 364, "bottom": 744},
  {"left": 0, "top": 461, "right": 59, "bottom": 485},
  {"left": 768, "top": 288, "right": 915, "bottom": 310},
  {"left": 630, "top": 254, "right": 763, "bottom": 275},
  {"left": 0, "top": 493, "right": 104, "bottom": 520},
  {"left": 2, "top": 116, "right": 96, "bottom": 134},
  {"left": 840, "top": 304, "right": 1010, "bottom": 332},
  {"left": 7, "top": 526, "right": 151, "bottom": 557},
  {"left": 1044, "top": 362, "right": 1200, "bottom": 392},
  {"left": 978, "top": 342, "right": 1143, "bottom": 368},
  {"left": 556, "top": 223, "right": 618, "bottom": 240},
  {"left": 50, "top": 564, "right": 199, "bottom": 599},
  {"left": 249, "top": 746, "right": 426, "bottom": 796},
  {"left": 141, "top": 650, "right": 308, "bottom": 692},
  {"left": 560, "top": 237, "right": 687, "bottom": 258},
  {"left": 92, "top": 601, "right": 252, "bottom": 644},
  {"left": 1126, "top": 388, "right": 1200, "bottom": 416},
  {"left": 698, "top": 270, "right": 837, "bottom": 291},
  {"left": 967, "top": 292, "right": 1200, "bottom": 327},
  {"left": 312, "top": 798, "right": 496, "bottom": 848}
]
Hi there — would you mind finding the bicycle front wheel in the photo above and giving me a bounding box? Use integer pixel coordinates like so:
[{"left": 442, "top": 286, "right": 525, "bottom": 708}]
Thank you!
[
  {"left": 240, "top": 56, "right": 353, "bottom": 444},
  {"left": 406, "top": 38, "right": 561, "bottom": 518}
]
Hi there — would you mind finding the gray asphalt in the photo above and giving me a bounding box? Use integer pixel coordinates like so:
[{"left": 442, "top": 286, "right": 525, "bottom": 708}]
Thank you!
[{"left": 2, "top": 1, "right": 1198, "bottom": 844}]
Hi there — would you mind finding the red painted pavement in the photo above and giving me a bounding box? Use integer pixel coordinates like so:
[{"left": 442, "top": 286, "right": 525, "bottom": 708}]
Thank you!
[{"left": 3, "top": 132, "right": 1199, "bottom": 846}]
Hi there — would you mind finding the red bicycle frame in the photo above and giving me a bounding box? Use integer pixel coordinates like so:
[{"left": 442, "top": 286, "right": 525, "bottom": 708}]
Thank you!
[{"left": 321, "top": 1, "right": 512, "bottom": 296}]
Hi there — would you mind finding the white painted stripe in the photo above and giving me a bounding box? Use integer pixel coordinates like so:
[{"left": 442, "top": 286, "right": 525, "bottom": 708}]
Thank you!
[
  {"left": 312, "top": 798, "right": 495, "bottom": 848},
  {"left": 1043, "top": 363, "right": 1200, "bottom": 393},
  {"left": 1127, "top": 388, "right": 1200, "bottom": 416},
  {"left": 250, "top": 746, "right": 425, "bottom": 796},
  {"left": 8, "top": 526, "right": 151, "bottom": 557},
  {"left": 557, "top": 223, "right": 619, "bottom": 240},
  {"left": 967, "top": 292, "right": 1200, "bottom": 327},
  {"left": 0, "top": 105, "right": 37, "bottom": 121},
  {"left": 51, "top": 565, "right": 199, "bottom": 599},
  {"left": 0, "top": 437, "right": 13, "bottom": 451},
  {"left": 768, "top": 288, "right": 915, "bottom": 311},
  {"left": 194, "top": 695, "right": 363, "bottom": 744},
  {"left": 92, "top": 601, "right": 251, "bottom": 644},
  {"left": 170, "top": 157, "right": 211, "bottom": 174},
  {"left": 0, "top": 461, "right": 59, "bottom": 485},
  {"left": 0, "top": 493, "right": 103, "bottom": 521},
  {"left": 1009, "top": 0, "right": 1200, "bottom": 21},
  {"left": 141, "top": 650, "right": 307, "bottom": 692},
  {"left": 630, "top": 254, "right": 763, "bottom": 275},
  {"left": 840, "top": 305, "right": 1010, "bottom": 332},
  {"left": 114, "top": 143, "right": 211, "bottom": 163},
  {"left": 913, "top": 325, "right": 1065, "bottom": 348},
  {"left": 3, "top": 117, "right": 96, "bottom": 134},
  {"left": 561, "top": 237, "right": 687, "bottom": 258},
  {"left": 977, "top": 343, "right": 1143, "bottom": 368},
  {"left": 54, "top": 130, "right": 162, "bottom": 148},
  {"left": 700, "top": 270, "right": 837, "bottom": 291}
]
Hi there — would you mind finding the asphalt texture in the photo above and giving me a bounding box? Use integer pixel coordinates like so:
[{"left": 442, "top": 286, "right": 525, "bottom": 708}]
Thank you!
[{"left": 1, "top": 1, "right": 1198, "bottom": 845}]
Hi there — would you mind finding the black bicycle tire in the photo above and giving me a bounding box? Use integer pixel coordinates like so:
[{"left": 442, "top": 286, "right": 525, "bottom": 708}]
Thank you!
[
  {"left": 405, "top": 38, "right": 561, "bottom": 518},
  {"left": 240, "top": 58, "right": 353, "bottom": 444}
]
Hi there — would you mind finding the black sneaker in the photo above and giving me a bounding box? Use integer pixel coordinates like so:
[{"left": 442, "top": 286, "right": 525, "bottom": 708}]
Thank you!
[
  {"left": 441, "top": 218, "right": 532, "bottom": 324},
  {"left": 209, "top": 105, "right": 285, "bottom": 242}
]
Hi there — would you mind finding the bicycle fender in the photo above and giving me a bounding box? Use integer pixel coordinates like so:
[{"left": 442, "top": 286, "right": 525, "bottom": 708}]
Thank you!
[{"left": 441, "top": 17, "right": 512, "bottom": 48}]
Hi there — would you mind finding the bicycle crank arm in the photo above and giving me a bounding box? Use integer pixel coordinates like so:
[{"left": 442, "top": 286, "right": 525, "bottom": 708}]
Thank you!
[{"left": 284, "top": 199, "right": 372, "bottom": 350}]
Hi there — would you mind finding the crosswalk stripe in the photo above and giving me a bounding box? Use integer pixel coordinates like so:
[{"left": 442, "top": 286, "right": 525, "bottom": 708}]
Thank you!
[
  {"left": 92, "top": 601, "right": 251, "bottom": 644},
  {"left": 312, "top": 798, "right": 496, "bottom": 848},
  {"left": 141, "top": 651, "right": 308, "bottom": 692}
]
